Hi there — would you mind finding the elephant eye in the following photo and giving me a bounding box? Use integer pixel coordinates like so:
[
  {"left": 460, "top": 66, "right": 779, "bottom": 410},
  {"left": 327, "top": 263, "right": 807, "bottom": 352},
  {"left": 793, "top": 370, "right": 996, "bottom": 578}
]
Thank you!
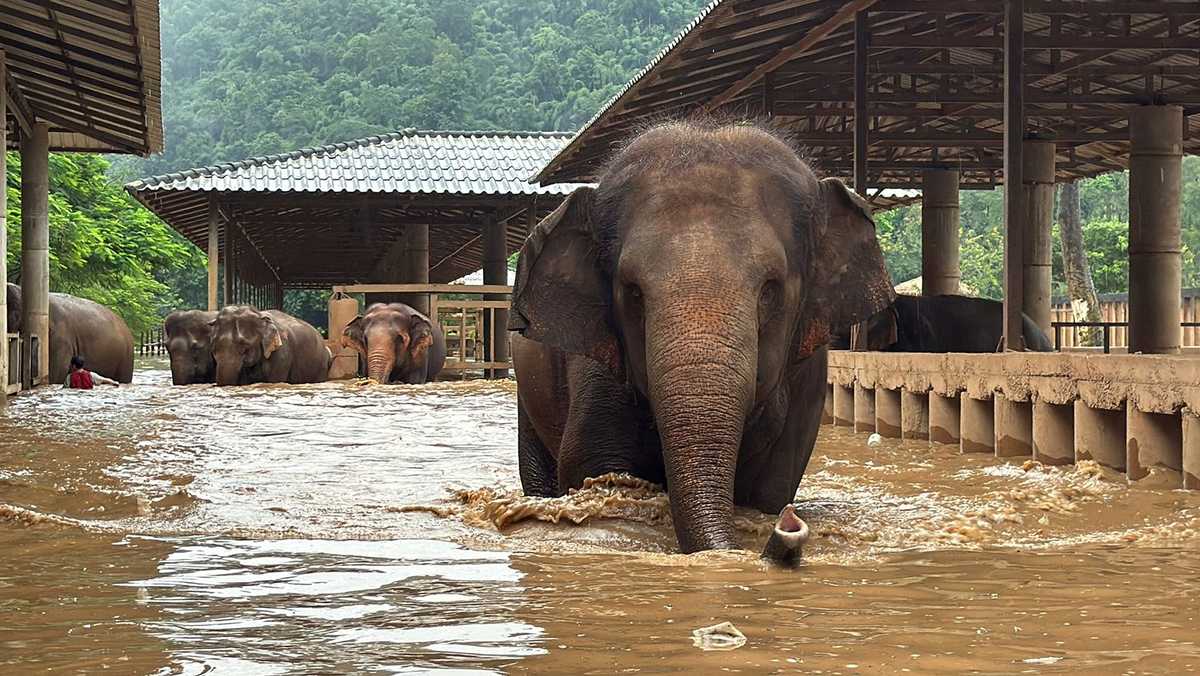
[
  {"left": 758, "top": 281, "right": 781, "bottom": 322},
  {"left": 625, "top": 284, "right": 642, "bottom": 301}
]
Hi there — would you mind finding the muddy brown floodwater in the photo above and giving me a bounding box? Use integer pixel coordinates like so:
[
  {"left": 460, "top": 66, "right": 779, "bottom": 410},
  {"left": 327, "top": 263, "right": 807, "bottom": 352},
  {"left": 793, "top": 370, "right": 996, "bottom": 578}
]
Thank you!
[{"left": 2, "top": 358, "right": 1199, "bottom": 674}]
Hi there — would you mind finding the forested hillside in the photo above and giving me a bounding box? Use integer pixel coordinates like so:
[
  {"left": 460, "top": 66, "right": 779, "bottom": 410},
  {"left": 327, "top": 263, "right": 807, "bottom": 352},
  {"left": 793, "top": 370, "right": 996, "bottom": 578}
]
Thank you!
[
  {"left": 110, "top": 0, "right": 709, "bottom": 180},
  {"left": 6, "top": 0, "right": 1200, "bottom": 334}
]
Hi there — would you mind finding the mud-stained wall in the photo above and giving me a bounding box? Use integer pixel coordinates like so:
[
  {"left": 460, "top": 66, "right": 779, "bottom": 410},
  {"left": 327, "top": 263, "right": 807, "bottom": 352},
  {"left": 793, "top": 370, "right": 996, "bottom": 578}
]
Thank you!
[{"left": 827, "top": 351, "right": 1200, "bottom": 489}]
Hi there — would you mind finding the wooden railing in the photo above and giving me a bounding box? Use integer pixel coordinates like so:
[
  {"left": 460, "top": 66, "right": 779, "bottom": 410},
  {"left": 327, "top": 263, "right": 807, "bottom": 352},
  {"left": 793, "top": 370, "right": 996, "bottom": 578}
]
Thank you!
[
  {"left": 138, "top": 326, "right": 166, "bottom": 355},
  {"left": 1052, "top": 321, "right": 1200, "bottom": 353},
  {"left": 1051, "top": 296, "right": 1200, "bottom": 348},
  {"left": 331, "top": 284, "right": 512, "bottom": 376}
]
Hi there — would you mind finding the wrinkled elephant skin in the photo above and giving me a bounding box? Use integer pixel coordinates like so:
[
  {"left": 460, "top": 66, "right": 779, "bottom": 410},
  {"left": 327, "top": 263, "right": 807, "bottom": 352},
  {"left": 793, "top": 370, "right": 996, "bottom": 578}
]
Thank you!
[
  {"left": 508, "top": 122, "right": 894, "bottom": 554},
  {"left": 210, "top": 306, "right": 330, "bottom": 386},
  {"left": 341, "top": 302, "right": 446, "bottom": 384},
  {"left": 165, "top": 310, "right": 217, "bottom": 385}
]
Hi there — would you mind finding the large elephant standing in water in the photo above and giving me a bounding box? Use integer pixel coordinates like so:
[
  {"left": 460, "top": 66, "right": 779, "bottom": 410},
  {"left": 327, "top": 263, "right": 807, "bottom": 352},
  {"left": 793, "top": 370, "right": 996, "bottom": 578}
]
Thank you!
[
  {"left": 341, "top": 302, "right": 446, "bottom": 384},
  {"left": 164, "top": 310, "right": 217, "bottom": 384},
  {"left": 209, "top": 306, "right": 330, "bottom": 386},
  {"left": 509, "top": 122, "right": 894, "bottom": 554},
  {"left": 7, "top": 283, "right": 134, "bottom": 384}
]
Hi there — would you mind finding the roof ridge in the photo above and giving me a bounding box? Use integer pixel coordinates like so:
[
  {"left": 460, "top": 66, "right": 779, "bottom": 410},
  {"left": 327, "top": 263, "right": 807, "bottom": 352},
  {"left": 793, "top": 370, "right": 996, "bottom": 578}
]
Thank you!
[{"left": 126, "top": 129, "right": 576, "bottom": 188}]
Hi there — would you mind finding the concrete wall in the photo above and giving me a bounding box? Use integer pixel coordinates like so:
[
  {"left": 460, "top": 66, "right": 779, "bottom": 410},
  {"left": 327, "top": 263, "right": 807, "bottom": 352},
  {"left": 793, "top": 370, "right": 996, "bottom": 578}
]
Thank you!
[{"left": 826, "top": 350, "right": 1200, "bottom": 489}]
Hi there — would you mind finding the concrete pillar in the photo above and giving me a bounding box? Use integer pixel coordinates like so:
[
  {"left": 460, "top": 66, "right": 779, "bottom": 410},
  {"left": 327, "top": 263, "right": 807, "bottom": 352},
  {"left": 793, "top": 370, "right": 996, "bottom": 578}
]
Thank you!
[
  {"left": 960, "top": 396, "right": 995, "bottom": 454},
  {"left": 1128, "top": 105, "right": 1184, "bottom": 355},
  {"left": 1126, "top": 406, "right": 1182, "bottom": 482},
  {"left": 994, "top": 396, "right": 1033, "bottom": 458},
  {"left": 1182, "top": 410, "right": 1200, "bottom": 490},
  {"left": 921, "top": 169, "right": 961, "bottom": 296},
  {"left": 207, "top": 199, "right": 219, "bottom": 311},
  {"left": 929, "top": 393, "right": 960, "bottom": 445},
  {"left": 854, "top": 382, "right": 875, "bottom": 434},
  {"left": 901, "top": 390, "right": 929, "bottom": 440},
  {"left": 0, "top": 51, "right": 8, "bottom": 406},
  {"left": 400, "top": 224, "right": 430, "bottom": 316},
  {"left": 875, "top": 388, "right": 902, "bottom": 438},
  {"left": 20, "top": 122, "right": 50, "bottom": 387},
  {"left": 833, "top": 384, "right": 854, "bottom": 427},
  {"left": 1033, "top": 401, "right": 1073, "bottom": 465},
  {"left": 822, "top": 383, "right": 834, "bottom": 424},
  {"left": 482, "top": 213, "right": 509, "bottom": 378},
  {"left": 1074, "top": 402, "right": 1126, "bottom": 470},
  {"left": 1022, "top": 140, "right": 1055, "bottom": 335}
]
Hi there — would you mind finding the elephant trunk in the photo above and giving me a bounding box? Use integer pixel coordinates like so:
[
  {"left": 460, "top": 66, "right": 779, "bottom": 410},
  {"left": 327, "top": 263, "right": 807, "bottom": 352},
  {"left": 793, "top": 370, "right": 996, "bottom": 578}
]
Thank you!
[
  {"left": 215, "top": 357, "right": 241, "bottom": 386},
  {"left": 646, "top": 298, "right": 757, "bottom": 554},
  {"left": 365, "top": 344, "right": 395, "bottom": 384}
]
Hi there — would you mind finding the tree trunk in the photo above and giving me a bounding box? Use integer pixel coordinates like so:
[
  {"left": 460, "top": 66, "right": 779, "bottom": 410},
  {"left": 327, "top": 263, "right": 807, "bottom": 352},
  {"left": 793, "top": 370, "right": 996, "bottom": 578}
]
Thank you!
[{"left": 1058, "top": 180, "right": 1101, "bottom": 346}]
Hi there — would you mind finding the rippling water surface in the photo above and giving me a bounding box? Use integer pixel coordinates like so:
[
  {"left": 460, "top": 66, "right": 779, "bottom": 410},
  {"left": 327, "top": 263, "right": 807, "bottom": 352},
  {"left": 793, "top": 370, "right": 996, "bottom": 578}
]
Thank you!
[{"left": 2, "top": 358, "right": 1199, "bottom": 674}]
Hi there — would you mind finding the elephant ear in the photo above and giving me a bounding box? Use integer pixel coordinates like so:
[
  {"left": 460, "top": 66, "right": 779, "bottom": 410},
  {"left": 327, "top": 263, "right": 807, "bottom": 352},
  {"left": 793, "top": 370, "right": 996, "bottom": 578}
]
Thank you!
[
  {"left": 261, "top": 315, "right": 285, "bottom": 359},
  {"left": 800, "top": 178, "right": 895, "bottom": 356},
  {"left": 342, "top": 315, "right": 367, "bottom": 356},
  {"left": 408, "top": 313, "right": 435, "bottom": 363},
  {"left": 509, "top": 186, "right": 621, "bottom": 376}
]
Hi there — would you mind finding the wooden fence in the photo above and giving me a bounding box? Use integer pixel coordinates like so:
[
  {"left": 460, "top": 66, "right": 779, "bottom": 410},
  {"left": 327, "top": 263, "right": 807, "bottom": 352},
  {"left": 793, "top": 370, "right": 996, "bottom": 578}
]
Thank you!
[
  {"left": 138, "top": 327, "right": 166, "bottom": 356},
  {"left": 1051, "top": 293, "right": 1200, "bottom": 349},
  {"left": 331, "top": 284, "right": 512, "bottom": 377}
]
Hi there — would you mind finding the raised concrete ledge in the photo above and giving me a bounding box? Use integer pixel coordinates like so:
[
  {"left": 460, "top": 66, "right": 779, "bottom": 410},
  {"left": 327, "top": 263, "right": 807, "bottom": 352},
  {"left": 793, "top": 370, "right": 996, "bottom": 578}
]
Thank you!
[
  {"left": 826, "top": 351, "right": 1200, "bottom": 489},
  {"left": 829, "top": 351, "right": 1200, "bottom": 416}
]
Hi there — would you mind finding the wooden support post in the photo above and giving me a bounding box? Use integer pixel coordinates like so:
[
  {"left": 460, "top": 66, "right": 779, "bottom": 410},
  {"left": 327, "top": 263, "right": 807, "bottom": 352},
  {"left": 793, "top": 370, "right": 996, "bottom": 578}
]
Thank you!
[
  {"left": 274, "top": 282, "right": 284, "bottom": 310},
  {"left": 483, "top": 211, "right": 509, "bottom": 378},
  {"left": 0, "top": 51, "right": 8, "bottom": 405},
  {"left": 853, "top": 10, "right": 869, "bottom": 194},
  {"left": 21, "top": 122, "right": 50, "bottom": 387},
  {"left": 400, "top": 224, "right": 430, "bottom": 315},
  {"left": 223, "top": 219, "right": 235, "bottom": 306},
  {"left": 1002, "top": 0, "right": 1026, "bottom": 350},
  {"left": 208, "top": 198, "right": 219, "bottom": 311}
]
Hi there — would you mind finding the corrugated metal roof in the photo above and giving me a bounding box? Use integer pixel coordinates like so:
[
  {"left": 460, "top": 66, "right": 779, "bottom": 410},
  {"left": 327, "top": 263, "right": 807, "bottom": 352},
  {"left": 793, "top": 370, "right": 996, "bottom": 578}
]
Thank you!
[{"left": 128, "top": 130, "right": 579, "bottom": 196}]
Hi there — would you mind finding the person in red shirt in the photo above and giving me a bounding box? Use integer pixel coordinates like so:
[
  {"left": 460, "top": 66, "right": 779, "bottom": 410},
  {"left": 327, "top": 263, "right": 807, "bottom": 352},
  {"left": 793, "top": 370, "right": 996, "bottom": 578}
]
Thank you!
[{"left": 64, "top": 356, "right": 119, "bottom": 389}]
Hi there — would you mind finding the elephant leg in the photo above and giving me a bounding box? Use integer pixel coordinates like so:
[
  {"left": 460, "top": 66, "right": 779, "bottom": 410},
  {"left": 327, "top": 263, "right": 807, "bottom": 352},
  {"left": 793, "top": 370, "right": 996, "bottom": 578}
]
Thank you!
[
  {"left": 556, "top": 359, "right": 657, "bottom": 491},
  {"left": 518, "top": 397, "right": 559, "bottom": 497}
]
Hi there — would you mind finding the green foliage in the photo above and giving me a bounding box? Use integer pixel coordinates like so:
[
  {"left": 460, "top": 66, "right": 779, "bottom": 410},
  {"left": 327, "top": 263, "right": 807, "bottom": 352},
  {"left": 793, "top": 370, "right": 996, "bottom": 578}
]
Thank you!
[
  {"left": 5, "top": 152, "right": 202, "bottom": 333},
  {"left": 109, "top": 0, "right": 710, "bottom": 180},
  {"left": 873, "top": 157, "right": 1200, "bottom": 300}
]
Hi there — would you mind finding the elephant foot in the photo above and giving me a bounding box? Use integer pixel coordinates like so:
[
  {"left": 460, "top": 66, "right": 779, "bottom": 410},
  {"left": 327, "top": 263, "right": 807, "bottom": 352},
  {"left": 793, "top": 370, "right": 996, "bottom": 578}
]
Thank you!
[{"left": 761, "top": 504, "right": 809, "bottom": 567}]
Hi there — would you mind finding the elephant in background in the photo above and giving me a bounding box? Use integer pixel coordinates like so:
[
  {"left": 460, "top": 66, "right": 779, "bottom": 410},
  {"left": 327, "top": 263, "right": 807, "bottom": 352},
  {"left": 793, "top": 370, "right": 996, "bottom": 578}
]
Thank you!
[
  {"left": 831, "top": 294, "right": 1054, "bottom": 352},
  {"left": 8, "top": 284, "right": 134, "bottom": 384},
  {"left": 165, "top": 310, "right": 217, "bottom": 384},
  {"left": 210, "top": 306, "right": 331, "bottom": 386},
  {"left": 509, "top": 121, "right": 894, "bottom": 555},
  {"left": 342, "top": 302, "right": 445, "bottom": 384}
]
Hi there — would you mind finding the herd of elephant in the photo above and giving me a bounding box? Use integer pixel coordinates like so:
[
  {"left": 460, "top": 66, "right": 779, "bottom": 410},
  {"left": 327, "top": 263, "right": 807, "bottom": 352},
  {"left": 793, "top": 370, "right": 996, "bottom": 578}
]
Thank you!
[
  {"left": 9, "top": 122, "right": 1061, "bottom": 561},
  {"left": 5, "top": 283, "right": 447, "bottom": 387}
]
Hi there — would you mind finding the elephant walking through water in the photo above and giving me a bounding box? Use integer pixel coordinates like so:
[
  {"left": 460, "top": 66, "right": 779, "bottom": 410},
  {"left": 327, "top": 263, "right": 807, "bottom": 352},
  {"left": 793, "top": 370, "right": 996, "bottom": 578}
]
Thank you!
[
  {"left": 509, "top": 122, "right": 894, "bottom": 557},
  {"left": 165, "top": 310, "right": 217, "bottom": 385},
  {"left": 210, "top": 306, "right": 331, "bottom": 386},
  {"left": 7, "top": 283, "right": 134, "bottom": 384},
  {"left": 341, "top": 302, "right": 445, "bottom": 384}
]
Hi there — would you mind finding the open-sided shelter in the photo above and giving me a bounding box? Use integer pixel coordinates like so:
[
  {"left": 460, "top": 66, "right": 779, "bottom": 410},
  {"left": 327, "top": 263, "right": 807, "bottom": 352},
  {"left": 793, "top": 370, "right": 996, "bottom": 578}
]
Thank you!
[{"left": 2, "top": 0, "right": 164, "bottom": 399}]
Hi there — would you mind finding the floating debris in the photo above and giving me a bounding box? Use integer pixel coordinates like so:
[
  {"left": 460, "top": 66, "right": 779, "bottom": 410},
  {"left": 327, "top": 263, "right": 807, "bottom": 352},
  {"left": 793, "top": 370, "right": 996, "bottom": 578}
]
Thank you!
[{"left": 691, "top": 622, "right": 746, "bottom": 651}]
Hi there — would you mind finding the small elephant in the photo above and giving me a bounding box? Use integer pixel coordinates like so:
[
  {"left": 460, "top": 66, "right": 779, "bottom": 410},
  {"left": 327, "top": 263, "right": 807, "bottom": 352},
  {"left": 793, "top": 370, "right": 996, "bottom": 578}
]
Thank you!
[
  {"left": 165, "top": 310, "right": 217, "bottom": 384},
  {"left": 8, "top": 284, "right": 134, "bottom": 384},
  {"left": 342, "top": 302, "right": 446, "bottom": 384},
  {"left": 509, "top": 121, "right": 894, "bottom": 555},
  {"left": 209, "top": 306, "right": 330, "bottom": 386},
  {"left": 832, "top": 294, "right": 1054, "bottom": 352}
]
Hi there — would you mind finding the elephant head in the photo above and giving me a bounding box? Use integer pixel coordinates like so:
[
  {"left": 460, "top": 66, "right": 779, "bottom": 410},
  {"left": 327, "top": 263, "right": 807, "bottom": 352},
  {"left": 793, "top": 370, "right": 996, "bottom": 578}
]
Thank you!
[
  {"left": 510, "top": 121, "right": 893, "bottom": 553},
  {"left": 165, "top": 310, "right": 217, "bottom": 384},
  {"left": 209, "top": 306, "right": 284, "bottom": 386},
  {"left": 341, "top": 303, "right": 434, "bottom": 383}
]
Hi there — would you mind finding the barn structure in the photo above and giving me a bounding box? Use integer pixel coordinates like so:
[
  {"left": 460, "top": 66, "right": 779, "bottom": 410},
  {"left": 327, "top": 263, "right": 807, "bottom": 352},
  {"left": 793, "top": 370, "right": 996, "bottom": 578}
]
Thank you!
[
  {"left": 127, "top": 130, "right": 581, "bottom": 375},
  {"left": 535, "top": 0, "right": 1200, "bottom": 486},
  {"left": 1, "top": 0, "right": 164, "bottom": 401}
]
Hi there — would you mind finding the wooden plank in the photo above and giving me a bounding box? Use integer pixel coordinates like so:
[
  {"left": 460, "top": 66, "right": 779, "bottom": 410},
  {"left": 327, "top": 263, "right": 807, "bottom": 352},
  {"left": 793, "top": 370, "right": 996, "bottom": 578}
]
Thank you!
[
  {"left": 853, "top": 10, "right": 869, "bottom": 193},
  {"left": 436, "top": 300, "right": 511, "bottom": 310},
  {"left": 334, "top": 284, "right": 512, "bottom": 295}
]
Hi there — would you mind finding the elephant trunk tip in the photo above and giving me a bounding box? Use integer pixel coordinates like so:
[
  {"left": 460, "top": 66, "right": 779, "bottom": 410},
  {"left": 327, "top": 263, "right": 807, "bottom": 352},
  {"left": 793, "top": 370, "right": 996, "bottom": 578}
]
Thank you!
[{"left": 761, "top": 504, "right": 809, "bottom": 567}]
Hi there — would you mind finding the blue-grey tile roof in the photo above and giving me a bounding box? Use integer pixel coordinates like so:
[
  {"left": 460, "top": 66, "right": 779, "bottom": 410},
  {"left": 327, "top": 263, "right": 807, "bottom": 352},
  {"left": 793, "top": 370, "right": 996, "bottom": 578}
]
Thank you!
[{"left": 127, "top": 130, "right": 580, "bottom": 196}]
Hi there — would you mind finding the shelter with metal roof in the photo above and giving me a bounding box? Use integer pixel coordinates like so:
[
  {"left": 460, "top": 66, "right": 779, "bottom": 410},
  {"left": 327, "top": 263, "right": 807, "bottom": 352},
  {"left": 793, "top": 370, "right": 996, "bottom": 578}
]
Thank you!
[
  {"left": 128, "top": 130, "right": 581, "bottom": 311},
  {"left": 536, "top": 0, "right": 1199, "bottom": 356},
  {"left": 2, "top": 0, "right": 165, "bottom": 401}
]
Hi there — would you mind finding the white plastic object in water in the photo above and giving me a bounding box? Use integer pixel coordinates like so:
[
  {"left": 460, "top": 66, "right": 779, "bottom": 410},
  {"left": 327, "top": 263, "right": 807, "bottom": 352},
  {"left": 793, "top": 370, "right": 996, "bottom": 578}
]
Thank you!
[{"left": 867, "top": 433, "right": 883, "bottom": 447}]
